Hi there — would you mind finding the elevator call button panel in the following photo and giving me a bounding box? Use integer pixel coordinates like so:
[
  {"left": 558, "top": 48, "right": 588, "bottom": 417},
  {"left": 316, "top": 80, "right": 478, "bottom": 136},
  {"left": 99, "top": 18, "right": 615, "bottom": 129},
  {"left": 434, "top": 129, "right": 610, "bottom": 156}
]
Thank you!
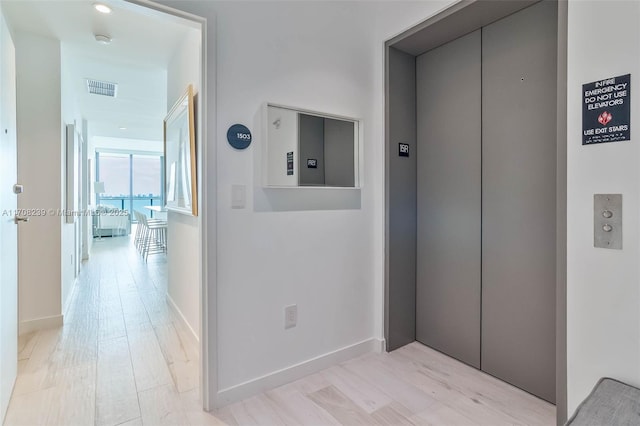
[{"left": 594, "top": 194, "right": 622, "bottom": 250}]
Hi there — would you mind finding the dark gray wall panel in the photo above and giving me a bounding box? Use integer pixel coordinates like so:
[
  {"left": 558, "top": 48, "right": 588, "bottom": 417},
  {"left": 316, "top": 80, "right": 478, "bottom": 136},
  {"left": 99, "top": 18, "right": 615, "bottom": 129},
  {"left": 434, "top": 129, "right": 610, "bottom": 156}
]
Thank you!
[
  {"left": 386, "top": 47, "right": 416, "bottom": 351},
  {"left": 481, "top": 0, "right": 557, "bottom": 403},
  {"left": 324, "top": 118, "right": 354, "bottom": 187},
  {"left": 299, "top": 114, "right": 325, "bottom": 186},
  {"left": 416, "top": 30, "right": 482, "bottom": 368}
]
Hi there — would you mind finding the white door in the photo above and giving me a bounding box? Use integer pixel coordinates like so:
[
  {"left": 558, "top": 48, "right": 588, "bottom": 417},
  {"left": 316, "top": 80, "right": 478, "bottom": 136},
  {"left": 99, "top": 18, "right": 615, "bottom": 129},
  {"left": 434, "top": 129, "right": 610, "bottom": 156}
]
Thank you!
[{"left": 0, "top": 9, "right": 18, "bottom": 423}]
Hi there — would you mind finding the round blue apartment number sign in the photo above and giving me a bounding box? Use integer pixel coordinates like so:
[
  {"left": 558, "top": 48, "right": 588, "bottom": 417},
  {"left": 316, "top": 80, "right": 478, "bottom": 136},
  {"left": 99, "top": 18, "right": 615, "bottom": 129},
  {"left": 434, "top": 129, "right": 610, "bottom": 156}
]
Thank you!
[{"left": 227, "top": 124, "right": 252, "bottom": 150}]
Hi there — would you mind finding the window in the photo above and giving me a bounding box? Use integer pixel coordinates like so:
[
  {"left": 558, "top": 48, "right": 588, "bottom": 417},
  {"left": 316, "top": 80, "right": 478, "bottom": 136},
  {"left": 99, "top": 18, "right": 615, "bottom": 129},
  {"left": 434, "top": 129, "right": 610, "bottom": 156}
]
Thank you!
[
  {"left": 133, "top": 154, "right": 162, "bottom": 217},
  {"left": 96, "top": 151, "right": 163, "bottom": 221},
  {"left": 97, "top": 152, "right": 130, "bottom": 210}
]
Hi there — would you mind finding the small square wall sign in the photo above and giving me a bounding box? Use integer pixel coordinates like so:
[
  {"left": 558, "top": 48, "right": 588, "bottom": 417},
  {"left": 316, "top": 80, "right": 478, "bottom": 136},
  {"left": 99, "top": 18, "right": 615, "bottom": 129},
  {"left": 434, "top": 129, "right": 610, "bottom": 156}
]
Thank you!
[{"left": 399, "top": 143, "right": 409, "bottom": 157}]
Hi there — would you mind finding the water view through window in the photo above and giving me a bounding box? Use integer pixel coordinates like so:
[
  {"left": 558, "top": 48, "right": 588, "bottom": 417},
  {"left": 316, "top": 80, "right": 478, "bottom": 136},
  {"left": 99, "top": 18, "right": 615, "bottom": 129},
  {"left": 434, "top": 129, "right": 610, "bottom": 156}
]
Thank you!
[{"left": 97, "top": 152, "right": 163, "bottom": 221}]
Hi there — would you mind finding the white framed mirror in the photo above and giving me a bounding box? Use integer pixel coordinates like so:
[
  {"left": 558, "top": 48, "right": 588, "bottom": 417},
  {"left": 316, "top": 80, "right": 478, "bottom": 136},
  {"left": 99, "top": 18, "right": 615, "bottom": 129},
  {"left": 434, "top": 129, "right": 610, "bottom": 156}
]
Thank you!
[{"left": 262, "top": 103, "right": 360, "bottom": 188}]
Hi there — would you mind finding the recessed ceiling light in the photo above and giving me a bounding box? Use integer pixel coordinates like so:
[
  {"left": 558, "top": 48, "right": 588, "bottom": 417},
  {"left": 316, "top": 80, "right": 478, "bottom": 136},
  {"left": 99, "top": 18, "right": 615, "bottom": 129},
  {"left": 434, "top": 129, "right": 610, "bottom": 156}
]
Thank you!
[
  {"left": 119, "top": 127, "right": 127, "bottom": 130},
  {"left": 94, "top": 34, "right": 112, "bottom": 45},
  {"left": 93, "top": 3, "right": 111, "bottom": 14}
]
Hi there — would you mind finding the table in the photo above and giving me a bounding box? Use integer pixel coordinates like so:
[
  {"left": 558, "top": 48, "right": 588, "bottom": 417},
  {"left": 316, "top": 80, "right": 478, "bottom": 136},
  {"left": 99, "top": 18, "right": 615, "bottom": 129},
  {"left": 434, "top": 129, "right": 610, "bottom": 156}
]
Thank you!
[{"left": 144, "top": 205, "right": 167, "bottom": 220}]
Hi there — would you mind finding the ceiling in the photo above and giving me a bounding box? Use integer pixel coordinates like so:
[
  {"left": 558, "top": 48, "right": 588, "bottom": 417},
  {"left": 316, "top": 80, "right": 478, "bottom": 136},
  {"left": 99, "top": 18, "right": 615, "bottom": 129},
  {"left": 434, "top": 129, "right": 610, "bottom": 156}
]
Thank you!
[{"left": 3, "top": 0, "right": 200, "bottom": 141}]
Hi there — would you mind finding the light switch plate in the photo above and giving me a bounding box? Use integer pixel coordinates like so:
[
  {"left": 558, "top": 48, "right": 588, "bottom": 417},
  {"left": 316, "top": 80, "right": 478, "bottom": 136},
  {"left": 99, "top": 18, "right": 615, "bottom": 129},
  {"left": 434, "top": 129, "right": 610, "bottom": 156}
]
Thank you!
[
  {"left": 594, "top": 194, "right": 622, "bottom": 249},
  {"left": 231, "top": 184, "right": 246, "bottom": 209}
]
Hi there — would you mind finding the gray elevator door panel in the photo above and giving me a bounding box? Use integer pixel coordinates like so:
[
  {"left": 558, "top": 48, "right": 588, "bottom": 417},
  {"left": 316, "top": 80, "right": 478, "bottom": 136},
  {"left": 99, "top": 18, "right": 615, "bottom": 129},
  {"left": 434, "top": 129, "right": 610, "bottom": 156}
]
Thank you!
[
  {"left": 481, "top": 1, "right": 557, "bottom": 403},
  {"left": 416, "top": 30, "right": 482, "bottom": 368}
]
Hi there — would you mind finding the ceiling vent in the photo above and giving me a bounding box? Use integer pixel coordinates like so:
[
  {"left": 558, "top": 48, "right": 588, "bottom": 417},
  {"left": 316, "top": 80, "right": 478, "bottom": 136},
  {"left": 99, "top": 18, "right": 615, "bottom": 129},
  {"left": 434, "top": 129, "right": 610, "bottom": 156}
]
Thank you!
[{"left": 86, "top": 79, "right": 117, "bottom": 97}]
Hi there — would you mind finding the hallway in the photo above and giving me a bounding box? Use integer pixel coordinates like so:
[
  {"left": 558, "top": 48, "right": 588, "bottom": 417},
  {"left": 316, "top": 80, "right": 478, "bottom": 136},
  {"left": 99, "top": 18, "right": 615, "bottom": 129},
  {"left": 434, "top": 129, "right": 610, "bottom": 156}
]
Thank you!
[
  {"left": 4, "top": 234, "right": 206, "bottom": 425},
  {"left": 4, "top": 234, "right": 555, "bottom": 425}
]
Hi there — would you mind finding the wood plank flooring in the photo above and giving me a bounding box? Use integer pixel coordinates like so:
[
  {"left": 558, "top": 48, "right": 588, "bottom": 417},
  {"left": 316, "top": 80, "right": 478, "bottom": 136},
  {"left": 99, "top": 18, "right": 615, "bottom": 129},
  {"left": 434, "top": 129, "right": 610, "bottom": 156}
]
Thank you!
[{"left": 4, "top": 232, "right": 555, "bottom": 425}]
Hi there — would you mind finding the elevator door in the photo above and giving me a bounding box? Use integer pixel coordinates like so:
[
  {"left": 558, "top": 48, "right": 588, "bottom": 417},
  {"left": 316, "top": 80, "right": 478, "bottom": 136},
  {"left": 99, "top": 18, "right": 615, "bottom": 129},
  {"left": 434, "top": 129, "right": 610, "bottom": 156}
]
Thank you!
[
  {"left": 415, "top": 0, "right": 556, "bottom": 402},
  {"left": 416, "top": 30, "right": 482, "bottom": 368},
  {"left": 481, "top": 1, "right": 557, "bottom": 403}
]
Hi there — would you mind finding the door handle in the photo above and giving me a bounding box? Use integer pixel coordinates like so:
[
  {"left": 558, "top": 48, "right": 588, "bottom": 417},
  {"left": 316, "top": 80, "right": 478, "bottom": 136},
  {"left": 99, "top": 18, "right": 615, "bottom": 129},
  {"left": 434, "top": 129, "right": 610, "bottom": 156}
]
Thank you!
[{"left": 14, "top": 215, "right": 29, "bottom": 224}]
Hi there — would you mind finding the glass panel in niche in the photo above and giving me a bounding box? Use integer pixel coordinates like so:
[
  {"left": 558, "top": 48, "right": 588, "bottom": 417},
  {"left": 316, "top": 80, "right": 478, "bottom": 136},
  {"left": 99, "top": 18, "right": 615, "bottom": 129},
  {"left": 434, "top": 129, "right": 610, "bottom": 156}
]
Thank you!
[{"left": 265, "top": 104, "right": 359, "bottom": 188}]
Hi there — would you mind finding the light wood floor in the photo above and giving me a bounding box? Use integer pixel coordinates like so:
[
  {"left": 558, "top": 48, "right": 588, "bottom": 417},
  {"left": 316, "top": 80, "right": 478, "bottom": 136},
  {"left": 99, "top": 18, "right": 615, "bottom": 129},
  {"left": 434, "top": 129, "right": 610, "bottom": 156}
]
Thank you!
[{"left": 5, "top": 234, "right": 555, "bottom": 426}]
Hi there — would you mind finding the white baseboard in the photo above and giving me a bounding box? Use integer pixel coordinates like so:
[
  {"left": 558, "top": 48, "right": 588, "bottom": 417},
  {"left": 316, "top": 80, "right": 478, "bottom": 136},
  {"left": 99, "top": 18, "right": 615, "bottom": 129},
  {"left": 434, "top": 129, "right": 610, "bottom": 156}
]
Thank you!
[
  {"left": 19, "top": 314, "right": 63, "bottom": 335},
  {"left": 216, "top": 337, "right": 384, "bottom": 406},
  {"left": 62, "top": 277, "right": 78, "bottom": 318},
  {"left": 166, "top": 293, "right": 199, "bottom": 354}
]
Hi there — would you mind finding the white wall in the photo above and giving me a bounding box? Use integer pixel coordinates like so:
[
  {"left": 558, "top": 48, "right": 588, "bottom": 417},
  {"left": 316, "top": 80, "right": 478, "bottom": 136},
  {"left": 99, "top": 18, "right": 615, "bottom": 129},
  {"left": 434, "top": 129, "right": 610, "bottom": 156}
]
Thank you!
[
  {"left": 165, "top": 27, "right": 202, "bottom": 341},
  {"left": 566, "top": 0, "right": 640, "bottom": 415},
  {"left": 155, "top": 0, "right": 449, "bottom": 401},
  {"left": 15, "top": 32, "right": 63, "bottom": 330},
  {"left": 214, "top": 1, "right": 375, "bottom": 392}
]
